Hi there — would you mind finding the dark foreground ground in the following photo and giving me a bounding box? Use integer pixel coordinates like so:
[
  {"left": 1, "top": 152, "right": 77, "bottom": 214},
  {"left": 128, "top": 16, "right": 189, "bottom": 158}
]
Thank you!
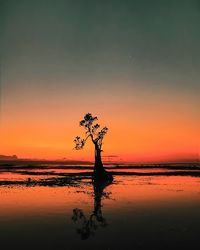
[
  {"left": 0, "top": 160, "right": 199, "bottom": 187},
  {"left": 0, "top": 160, "right": 200, "bottom": 250}
]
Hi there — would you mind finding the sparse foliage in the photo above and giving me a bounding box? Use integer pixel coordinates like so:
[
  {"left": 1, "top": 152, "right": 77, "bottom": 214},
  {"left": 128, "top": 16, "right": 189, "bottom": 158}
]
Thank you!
[{"left": 74, "top": 113, "right": 108, "bottom": 151}]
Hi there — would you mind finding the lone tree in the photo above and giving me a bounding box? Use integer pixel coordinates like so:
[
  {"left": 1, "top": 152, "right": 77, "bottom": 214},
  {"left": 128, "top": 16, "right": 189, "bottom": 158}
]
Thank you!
[{"left": 74, "top": 113, "right": 112, "bottom": 180}]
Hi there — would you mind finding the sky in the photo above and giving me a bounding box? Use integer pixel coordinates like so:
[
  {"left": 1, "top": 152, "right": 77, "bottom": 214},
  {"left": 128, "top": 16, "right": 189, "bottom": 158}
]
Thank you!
[{"left": 0, "top": 0, "right": 199, "bottom": 162}]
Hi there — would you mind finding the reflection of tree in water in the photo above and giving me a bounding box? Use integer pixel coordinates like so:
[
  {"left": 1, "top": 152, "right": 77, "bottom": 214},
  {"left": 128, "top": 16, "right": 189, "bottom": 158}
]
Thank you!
[{"left": 72, "top": 179, "right": 112, "bottom": 240}]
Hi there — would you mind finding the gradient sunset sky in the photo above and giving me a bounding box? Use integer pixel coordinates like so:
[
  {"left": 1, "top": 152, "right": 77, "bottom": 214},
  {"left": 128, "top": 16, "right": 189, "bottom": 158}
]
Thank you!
[{"left": 0, "top": 0, "right": 199, "bottom": 162}]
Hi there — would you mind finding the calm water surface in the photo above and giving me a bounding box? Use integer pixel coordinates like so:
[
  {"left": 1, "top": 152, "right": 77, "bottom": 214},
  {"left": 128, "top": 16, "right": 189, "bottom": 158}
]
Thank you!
[{"left": 1, "top": 168, "right": 200, "bottom": 250}]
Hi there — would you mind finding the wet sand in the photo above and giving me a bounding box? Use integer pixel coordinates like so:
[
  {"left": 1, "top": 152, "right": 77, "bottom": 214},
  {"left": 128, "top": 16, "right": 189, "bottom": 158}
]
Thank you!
[{"left": 0, "top": 162, "right": 200, "bottom": 249}]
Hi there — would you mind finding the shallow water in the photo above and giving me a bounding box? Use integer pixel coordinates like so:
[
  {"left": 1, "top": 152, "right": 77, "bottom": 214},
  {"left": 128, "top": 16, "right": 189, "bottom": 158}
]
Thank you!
[{"left": 1, "top": 168, "right": 200, "bottom": 249}]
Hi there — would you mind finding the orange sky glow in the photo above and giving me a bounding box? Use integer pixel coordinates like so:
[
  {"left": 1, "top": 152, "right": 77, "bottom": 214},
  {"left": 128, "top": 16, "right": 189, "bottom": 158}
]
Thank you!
[{"left": 0, "top": 82, "right": 199, "bottom": 163}]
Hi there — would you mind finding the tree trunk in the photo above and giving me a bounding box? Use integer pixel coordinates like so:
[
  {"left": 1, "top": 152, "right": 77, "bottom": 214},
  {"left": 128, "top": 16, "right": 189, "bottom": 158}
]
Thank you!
[
  {"left": 94, "top": 143, "right": 105, "bottom": 174},
  {"left": 93, "top": 143, "right": 113, "bottom": 181}
]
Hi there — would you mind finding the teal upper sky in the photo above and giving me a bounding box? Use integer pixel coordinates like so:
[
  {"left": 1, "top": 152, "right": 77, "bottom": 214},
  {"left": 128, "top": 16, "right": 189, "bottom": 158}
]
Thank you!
[{"left": 1, "top": 0, "right": 199, "bottom": 114}]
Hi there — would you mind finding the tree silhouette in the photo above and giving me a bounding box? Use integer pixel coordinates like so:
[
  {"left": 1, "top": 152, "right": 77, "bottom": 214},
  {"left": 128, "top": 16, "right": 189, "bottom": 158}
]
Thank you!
[
  {"left": 74, "top": 113, "right": 112, "bottom": 180},
  {"left": 72, "top": 179, "right": 112, "bottom": 240}
]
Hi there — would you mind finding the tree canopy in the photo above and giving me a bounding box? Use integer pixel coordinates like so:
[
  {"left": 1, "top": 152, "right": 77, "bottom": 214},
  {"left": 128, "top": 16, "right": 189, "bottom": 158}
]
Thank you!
[{"left": 74, "top": 113, "right": 108, "bottom": 151}]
